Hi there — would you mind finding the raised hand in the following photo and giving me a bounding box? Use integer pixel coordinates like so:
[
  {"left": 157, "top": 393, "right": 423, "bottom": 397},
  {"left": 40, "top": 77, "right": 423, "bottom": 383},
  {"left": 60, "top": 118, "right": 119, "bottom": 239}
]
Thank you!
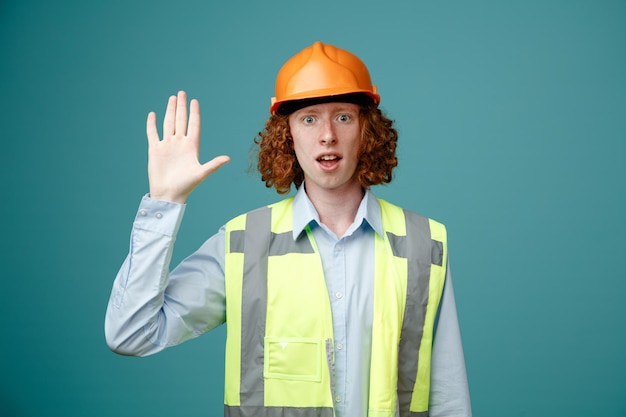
[{"left": 146, "top": 91, "right": 230, "bottom": 204}]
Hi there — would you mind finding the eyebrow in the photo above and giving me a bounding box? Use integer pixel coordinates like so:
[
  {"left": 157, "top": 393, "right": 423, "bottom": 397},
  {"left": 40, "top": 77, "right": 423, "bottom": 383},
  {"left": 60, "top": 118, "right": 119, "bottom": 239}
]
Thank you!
[{"left": 295, "top": 104, "right": 359, "bottom": 116}]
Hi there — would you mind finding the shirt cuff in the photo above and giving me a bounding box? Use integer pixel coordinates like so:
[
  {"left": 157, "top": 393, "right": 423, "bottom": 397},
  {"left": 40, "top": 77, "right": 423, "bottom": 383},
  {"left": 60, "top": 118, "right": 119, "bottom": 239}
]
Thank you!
[{"left": 133, "top": 194, "right": 186, "bottom": 236}]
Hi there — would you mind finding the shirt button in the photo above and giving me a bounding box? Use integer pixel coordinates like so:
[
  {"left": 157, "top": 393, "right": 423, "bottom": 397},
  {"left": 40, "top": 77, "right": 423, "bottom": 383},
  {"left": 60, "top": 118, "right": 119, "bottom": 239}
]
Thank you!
[
  {"left": 335, "top": 292, "right": 343, "bottom": 299},
  {"left": 336, "top": 343, "right": 343, "bottom": 350},
  {"left": 139, "top": 209, "right": 147, "bottom": 216},
  {"left": 335, "top": 395, "right": 342, "bottom": 403},
  {"left": 155, "top": 212, "right": 163, "bottom": 219}
]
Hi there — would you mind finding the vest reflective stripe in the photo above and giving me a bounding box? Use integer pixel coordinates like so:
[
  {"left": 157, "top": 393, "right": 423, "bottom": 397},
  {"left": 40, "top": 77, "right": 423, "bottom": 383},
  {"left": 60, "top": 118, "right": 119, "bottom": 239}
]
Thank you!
[
  {"left": 224, "top": 406, "right": 334, "bottom": 417},
  {"left": 224, "top": 198, "right": 447, "bottom": 417}
]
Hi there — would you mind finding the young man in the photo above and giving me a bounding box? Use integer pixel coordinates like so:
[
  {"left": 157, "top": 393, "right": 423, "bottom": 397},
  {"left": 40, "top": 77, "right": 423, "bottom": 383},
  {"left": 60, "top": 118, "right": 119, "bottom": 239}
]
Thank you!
[{"left": 105, "top": 42, "right": 472, "bottom": 417}]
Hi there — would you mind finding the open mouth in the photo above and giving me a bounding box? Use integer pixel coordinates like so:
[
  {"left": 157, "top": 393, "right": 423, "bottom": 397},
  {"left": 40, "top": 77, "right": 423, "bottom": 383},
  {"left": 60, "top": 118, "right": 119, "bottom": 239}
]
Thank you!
[{"left": 317, "top": 154, "right": 342, "bottom": 169}]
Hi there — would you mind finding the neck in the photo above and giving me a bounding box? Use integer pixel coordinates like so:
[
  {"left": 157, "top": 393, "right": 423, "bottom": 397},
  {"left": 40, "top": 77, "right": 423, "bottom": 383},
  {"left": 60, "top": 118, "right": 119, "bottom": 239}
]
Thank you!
[{"left": 304, "top": 182, "right": 365, "bottom": 238}]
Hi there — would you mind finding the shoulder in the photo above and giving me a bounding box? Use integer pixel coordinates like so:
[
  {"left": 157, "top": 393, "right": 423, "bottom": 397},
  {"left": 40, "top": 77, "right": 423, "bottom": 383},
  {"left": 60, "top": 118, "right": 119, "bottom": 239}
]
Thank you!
[
  {"left": 377, "top": 198, "right": 447, "bottom": 240},
  {"left": 225, "top": 197, "right": 294, "bottom": 230},
  {"left": 377, "top": 198, "right": 445, "bottom": 224}
]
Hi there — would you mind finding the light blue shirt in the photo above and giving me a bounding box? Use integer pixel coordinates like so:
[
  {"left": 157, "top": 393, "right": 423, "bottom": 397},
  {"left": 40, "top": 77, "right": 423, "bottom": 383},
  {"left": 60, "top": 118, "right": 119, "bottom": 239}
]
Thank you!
[{"left": 105, "top": 187, "right": 472, "bottom": 416}]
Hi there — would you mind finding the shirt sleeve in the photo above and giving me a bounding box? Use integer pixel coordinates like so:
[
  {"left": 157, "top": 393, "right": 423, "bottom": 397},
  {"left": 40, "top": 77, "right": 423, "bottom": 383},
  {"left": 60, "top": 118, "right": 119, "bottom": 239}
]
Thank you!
[
  {"left": 104, "top": 195, "right": 227, "bottom": 356},
  {"left": 428, "top": 260, "right": 473, "bottom": 417}
]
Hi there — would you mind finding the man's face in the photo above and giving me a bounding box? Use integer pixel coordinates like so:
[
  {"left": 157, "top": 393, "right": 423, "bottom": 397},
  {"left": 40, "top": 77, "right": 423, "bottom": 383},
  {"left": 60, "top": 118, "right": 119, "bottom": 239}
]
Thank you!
[{"left": 289, "top": 101, "right": 361, "bottom": 195}]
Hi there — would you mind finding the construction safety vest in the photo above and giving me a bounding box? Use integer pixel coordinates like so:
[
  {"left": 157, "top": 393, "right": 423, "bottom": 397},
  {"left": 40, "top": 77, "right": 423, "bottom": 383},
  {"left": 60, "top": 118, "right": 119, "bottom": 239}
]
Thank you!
[{"left": 223, "top": 197, "right": 447, "bottom": 417}]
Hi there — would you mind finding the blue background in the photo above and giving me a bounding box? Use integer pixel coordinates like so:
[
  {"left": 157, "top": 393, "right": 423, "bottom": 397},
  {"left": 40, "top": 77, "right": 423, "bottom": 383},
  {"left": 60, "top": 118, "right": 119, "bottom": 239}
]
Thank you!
[{"left": 1, "top": 0, "right": 625, "bottom": 416}]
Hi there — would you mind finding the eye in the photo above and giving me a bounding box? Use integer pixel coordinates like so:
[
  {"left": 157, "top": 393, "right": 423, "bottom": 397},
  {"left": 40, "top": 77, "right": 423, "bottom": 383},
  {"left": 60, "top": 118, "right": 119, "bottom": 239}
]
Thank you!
[
  {"left": 303, "top": 115, "right": 315, "bottom": 124},
  {"left": 337, "top": 114, "right": 351, "bottom": 122}
]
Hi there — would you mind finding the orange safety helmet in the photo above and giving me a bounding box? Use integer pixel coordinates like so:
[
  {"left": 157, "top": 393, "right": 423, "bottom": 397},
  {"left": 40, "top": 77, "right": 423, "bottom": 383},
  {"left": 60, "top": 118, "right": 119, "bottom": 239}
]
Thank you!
[{"left": 270, "top": 41, "right": 380, "bottom": 114}]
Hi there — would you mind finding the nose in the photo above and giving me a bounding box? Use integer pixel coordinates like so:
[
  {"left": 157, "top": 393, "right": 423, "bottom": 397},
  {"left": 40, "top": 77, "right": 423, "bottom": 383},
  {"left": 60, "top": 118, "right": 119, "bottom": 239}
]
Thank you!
[{"left": 320, "top": 119, "right": 336, "bottom": 145}]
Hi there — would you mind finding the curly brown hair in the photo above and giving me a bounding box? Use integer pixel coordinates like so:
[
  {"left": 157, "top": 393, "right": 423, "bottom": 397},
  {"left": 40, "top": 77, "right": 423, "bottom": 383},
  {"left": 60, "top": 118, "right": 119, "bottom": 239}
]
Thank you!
[{"left": 255, "top": 100, "right": 398, "bottom": 195}]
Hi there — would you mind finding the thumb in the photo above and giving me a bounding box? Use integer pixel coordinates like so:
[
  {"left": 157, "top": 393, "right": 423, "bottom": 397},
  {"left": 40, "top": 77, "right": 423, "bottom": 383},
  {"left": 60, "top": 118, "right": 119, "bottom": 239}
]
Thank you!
[{"left": 199, "top": 155, "right": 231, "bottom": 180}]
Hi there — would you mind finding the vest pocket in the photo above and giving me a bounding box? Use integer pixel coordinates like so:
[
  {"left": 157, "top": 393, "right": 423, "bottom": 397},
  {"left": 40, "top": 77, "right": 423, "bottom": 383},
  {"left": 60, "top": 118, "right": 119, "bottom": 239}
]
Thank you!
[{"left": 264, "top": 337, "right": 322, "bottom": 382}]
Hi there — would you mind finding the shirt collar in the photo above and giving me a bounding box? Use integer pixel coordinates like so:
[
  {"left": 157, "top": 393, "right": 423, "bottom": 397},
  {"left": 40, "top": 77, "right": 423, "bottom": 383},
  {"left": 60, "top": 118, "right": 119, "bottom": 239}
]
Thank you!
[{"left": 291, "top": 184, "right": 384, "bottom": 240}]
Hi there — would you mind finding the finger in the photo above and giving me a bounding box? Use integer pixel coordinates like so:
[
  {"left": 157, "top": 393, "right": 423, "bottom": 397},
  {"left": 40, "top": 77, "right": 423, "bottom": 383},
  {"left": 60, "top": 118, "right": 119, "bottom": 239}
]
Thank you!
[
  {"left": 146, "top": 111, "right": 160, "bottom": 145},
  {"left": 163, "top": 95, "right": 177, "bottom": 137},
  {"left": 175, "top": 90, "right": 188, "bottom": 136},
  {"left": 188, "top": 98, "right": 201, "bottom": 143}
]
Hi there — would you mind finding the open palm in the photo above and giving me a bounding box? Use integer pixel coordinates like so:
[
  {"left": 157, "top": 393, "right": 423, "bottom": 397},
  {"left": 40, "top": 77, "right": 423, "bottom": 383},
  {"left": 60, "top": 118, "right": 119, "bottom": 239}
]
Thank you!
[{"left": 146, "top": 91, "right": 230, "bottom": 204}]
